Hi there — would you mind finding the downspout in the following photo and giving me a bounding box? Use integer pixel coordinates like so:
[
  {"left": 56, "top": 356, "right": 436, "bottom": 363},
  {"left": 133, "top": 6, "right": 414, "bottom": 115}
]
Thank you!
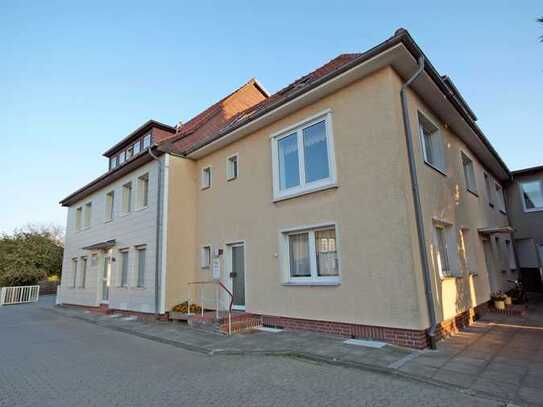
[
  {"left": 148, "top": 147, "right": 163, "bottom": 319},
  {"left": 400, "top": 56, "right": 438, "bottom": 349}
]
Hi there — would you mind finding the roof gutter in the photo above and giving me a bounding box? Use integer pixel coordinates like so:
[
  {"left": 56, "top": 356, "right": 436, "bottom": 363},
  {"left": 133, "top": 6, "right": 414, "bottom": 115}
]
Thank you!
[{"left": 400, "top": 56, "right": 438, "bottom": 350}]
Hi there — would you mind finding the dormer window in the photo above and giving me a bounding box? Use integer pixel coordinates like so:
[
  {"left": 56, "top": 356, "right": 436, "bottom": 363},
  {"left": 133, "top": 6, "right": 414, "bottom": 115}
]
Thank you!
[
  {"left": 119, "top": 151, "right": 126, "bottom": 164},
  {"left": 109, "top": 155, "right": 118, "bottom": 170},
  {"left": 133, "top": 141, "right": 141, "bottom": 155},
  {"left": 143, "top": 134, "right": 152, "bottom": 149}
]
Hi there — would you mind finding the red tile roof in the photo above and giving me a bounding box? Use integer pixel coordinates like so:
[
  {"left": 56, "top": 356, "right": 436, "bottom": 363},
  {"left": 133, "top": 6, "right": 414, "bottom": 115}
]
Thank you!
[{"left": 162, "top": 53, "right": 361, "bottom": 155}]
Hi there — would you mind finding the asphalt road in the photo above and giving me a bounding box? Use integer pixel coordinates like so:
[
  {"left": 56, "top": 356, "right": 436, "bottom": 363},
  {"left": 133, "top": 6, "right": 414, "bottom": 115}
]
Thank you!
[{"left": 0, "top": 297, "right": 501, "bottom": 407}]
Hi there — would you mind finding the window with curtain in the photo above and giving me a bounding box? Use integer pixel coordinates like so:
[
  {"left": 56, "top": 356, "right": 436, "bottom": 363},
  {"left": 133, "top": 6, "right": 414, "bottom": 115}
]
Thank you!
[
  {"left": 285, "top": 226, "right": 339, "bottom": 283},
  {"left": 72, "top": 258, "right": 78, "bottom": 288},
  {"left": 272, "top": 112, "right": 335, "bottom": 200}
]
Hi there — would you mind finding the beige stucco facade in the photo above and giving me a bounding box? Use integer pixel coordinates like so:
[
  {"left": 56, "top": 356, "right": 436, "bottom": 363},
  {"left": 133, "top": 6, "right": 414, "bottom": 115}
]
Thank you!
[{"left": 162, "top": 65, "right": 513, "bottom": 332}]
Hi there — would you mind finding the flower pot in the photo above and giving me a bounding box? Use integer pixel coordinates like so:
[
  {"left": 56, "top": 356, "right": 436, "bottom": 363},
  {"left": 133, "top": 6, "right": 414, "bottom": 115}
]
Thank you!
[
  {"left": 494, "top": 300, "right": 506, "bottom": 311},
  {"left": 504, "top": 296, "right": 512, "bottom": 306}
]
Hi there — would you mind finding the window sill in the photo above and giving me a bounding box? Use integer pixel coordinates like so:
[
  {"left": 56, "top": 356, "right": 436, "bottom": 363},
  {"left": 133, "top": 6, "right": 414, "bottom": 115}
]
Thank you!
[
  {"left": 273, "top": 183, "right": 338, "bottom": 203},
  {"left": 423, "top": 161, "right": 447, "bottom": 177},
  {"left": 227, "top": 177, "right": 237, "bottom": 182},
  {"left": 201, "top": 186, "right": 211, "bottom": 191},
  {"left": 523, "top": 207, "right": 543, "bottom": 213},
  {"left": 499, "top": 210, "right": 507, "bottom": 215},
  {"left": 120, "top": 212, "right": 131, "bottom": 217},
  {"left": 281, "top": 280, "right": 341, "bottom": 287},
  {"left": 135, "top": 205, "right": 148, "bottom": 212},
  {"left": 440, "top": 274, "right": 463, "bottom": 281},
  {"left": 467, "top": 189, "right": 479, "bottom": 198},
  {"left": 104, "top": 219, "right": 113, "bottom": 223}
]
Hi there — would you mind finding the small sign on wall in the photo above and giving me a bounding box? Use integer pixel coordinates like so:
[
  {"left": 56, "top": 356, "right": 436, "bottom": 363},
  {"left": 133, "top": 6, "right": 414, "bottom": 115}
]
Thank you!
[{"left": 212, "top": 258, "right": 221, "bottom": 280}]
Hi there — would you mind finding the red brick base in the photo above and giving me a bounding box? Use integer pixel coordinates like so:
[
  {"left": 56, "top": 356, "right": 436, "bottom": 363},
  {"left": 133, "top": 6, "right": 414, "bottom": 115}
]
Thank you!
[{"left": 262, "top": 304, "right": 486, "bottom": 349}]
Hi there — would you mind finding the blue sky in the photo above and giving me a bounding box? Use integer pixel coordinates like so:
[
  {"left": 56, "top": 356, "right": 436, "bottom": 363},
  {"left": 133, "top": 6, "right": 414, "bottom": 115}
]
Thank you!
[{"left": 1, "top": 1, "right": 542, "bottom": 234}]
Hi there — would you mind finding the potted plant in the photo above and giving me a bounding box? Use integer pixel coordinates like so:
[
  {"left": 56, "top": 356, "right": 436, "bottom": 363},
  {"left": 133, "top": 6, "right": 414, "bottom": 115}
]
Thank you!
[
  {"left": 170, "top": 301, "right": 202, "bottom": 320},
  {"left": 491, "top": 292, "right": 507, "bottom": 311},
  {"left": 504, "top": 295, "right": 512, "bottom": 306}
]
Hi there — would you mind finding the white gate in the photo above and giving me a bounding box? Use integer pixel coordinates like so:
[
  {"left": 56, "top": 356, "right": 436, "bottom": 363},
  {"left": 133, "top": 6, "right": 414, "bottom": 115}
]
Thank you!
[{"left": 0, "top": 285, "right": 40, "bottom": 305}]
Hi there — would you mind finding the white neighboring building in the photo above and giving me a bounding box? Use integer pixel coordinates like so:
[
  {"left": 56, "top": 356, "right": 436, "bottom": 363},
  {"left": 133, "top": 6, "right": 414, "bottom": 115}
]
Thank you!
[{"left": 58, "top": 121, "right": 175, "bottom": 314}]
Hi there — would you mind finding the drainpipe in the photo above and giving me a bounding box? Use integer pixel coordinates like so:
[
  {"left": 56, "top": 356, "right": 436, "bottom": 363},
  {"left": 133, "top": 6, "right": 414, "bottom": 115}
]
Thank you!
[
  {"left": 400, "top": 56, "right": 438, "bottom": 349},
  {"left": 148, "top": 147, "right": 163, "bottom": 319}
]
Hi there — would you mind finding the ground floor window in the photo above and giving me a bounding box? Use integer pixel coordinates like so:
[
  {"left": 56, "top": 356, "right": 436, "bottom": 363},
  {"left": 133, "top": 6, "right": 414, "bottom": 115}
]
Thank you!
[{"left": 283, "top": 225, "right": 339, "bottom": 284}]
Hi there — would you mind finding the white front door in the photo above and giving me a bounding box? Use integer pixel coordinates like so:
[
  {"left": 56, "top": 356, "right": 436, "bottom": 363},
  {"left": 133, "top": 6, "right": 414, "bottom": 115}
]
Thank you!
[
  {"left": 227, "top": 243, "right": 245, "bottom": 310},
  {"left": 101, "top": 250, "right": 112, "bottom": 303}
]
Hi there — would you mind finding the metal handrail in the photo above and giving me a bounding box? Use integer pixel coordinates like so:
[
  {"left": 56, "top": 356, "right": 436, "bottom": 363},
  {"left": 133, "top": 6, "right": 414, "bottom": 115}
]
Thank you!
[{"left": 187, "top": 280, "right": 234, "bottom": 335}]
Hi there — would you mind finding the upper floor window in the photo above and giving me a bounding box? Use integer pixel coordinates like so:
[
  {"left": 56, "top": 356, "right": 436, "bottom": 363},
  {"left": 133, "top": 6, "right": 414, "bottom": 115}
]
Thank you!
[
  {"left": 126, "top": 145, "right": 134, "bottom": 160},
  {"left": 418, "top": 113, "right": 446, "bottom": 173},
  {"left": 105, "top": 191, "right": 114, "bottom": 221},
  {"left": 80, "top": 257, "right": 88, "bottom": 288},
  {"left": 505, "top": 239, "right": 517, "bottom": 270},
  {"left": 520, "top": 180, "right": 543, "bottom": 212},
  {"left": 122, "top": 182, "right": 133, "bottom": 214},
  {"left": 226, "top": 154, "right": 239, "bottom": 181},
  {"left": 495, "top": 183, "right": 506, "bottom": 213},
  {"left": 75, "top": 207, "right": 82, "bottom": 231},
  {"left": 119, "top": 151, "right": 126, "bottom": 165},
  {"left": 137, "top": 173, "right": 149, "bottom": 209},
  {"left": 201, "top": 166, "right": 212, "bottom": 190},
  {"left": 461, "top": 153, "right": 477, "bottom": 194},
  {"left": 143, "top": 133, "right": 152, "bottom": 149},
  {"left": 133, "top": 140, "right": 141, "bottom": 155},
  {"left": 484, "top": 173, "right": 494, "bottom": 207},
  {"left": 84, "top": 202, "right": 92, "bottom": 228},
  {"left": 271, "top": 112, "right": 336, "bottom": 200},
  {"left": 110, "top": 155, "right": 118, "bottom": 170}
]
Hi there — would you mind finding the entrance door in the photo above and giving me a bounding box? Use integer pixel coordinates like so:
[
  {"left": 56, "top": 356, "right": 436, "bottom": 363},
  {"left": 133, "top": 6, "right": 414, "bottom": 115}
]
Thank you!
[
  {"left": 229, "top": 244, "right": 245, "bottom": 310},
  {"left": 482, "top": 238, "right": 497, "bottom": 293},
  {"left": 101, "top": 251, "right": 111, "bottom": 303}
]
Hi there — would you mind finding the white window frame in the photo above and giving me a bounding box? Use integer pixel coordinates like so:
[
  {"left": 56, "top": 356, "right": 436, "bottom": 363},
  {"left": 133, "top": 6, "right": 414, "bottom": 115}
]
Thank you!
[
  {"left": 495, "top": 183, "right": 506, "bottom": 213},
  {"left": 484, "top": 172, "right": 494, "bottom": 207},
  {"left": 136, "top": 173, "right": 149, "bottom": 210},
  {"left": 226, "top": 153, "right": 239, "bottom": 181},
  {"left": 201, "top": 166, "right": 212, "bottom": 190},
  {"left": 80, "top": 256, "right": 87, "bottom": 288},
  {"left": 270, "top": 110, "right": 337, "bottom": 201},
  {"left": 72, "top": 258, "right": 78, "bottom": 288},
  {"left": 119, "top": 249, "right": 129, "bottom": 288},
  {"left": 105, "top": 191, "right": 114, "bottom": 222},
  {"left": 75, "top": 207, "right": 82, "bottom": 231},
  {"left": 279, "top": 223, "right": 341, "bottom": 285},
  {"left": 143, "top": 133, "right": 152, "bottom": 149},
  {"left": 83, "top": 202, "right": 92, "bottom": 229},
  {"left": 201, "top": 245, "right": 212, "bottom": 269},
  {"left": 519, "top": 180, "right": 543, "bottom": 213},
  {"left": 418, "top": 112, "right": 447, "bottom": 175},
  {"left": 122, "top": 182, "right": 133, "bottom": 214},
  {"left": 133, "top": 140, "right": 141, "bottom": 156},
  {"left": 432, "top": 220, "right": 460, "bottom": 278},
  {"left": 110, "top": 156, "right": 118, "bottom": 170},
  {"left": 461, "top": 152, "right": 478, "bottom": 195},
  {"left": 136, "top": 245, "right": 146, "bottom": 288}
]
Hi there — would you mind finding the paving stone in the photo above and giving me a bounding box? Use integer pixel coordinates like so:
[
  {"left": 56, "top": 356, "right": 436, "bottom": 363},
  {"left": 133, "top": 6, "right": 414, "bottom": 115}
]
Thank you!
[
  {"left": 432, "top": 368, "right": 478, "bottom": 387},
  {"left": 470, "top": 377, "right": 518, "bottom": 401},
  {"left": 517, "top": 385, "right": 543, "bottom": 405}
]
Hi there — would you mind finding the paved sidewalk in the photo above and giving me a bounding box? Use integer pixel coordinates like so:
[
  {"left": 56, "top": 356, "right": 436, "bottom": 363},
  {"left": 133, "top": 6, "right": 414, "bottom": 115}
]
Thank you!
[
  {"left": 48, "top": 297, "right": 543, "bottom": 407},
  {"left": 49, "top": 304, "right": 415, "bottom": 372},
  {"left": 399, "top": 295, "right": 543, "bottom": 406}
]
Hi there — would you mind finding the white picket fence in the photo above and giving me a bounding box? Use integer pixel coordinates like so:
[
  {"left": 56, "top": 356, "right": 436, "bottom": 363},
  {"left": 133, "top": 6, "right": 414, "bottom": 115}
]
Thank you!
[{"left": 0, "top": 285, "right": 40, "bottom": 306}]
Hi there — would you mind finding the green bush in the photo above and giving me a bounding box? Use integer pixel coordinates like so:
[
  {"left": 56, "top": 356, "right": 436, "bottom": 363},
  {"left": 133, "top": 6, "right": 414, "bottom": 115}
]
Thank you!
[{"left": 0, "top": 225, "right": 64, "bottom": 287}]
